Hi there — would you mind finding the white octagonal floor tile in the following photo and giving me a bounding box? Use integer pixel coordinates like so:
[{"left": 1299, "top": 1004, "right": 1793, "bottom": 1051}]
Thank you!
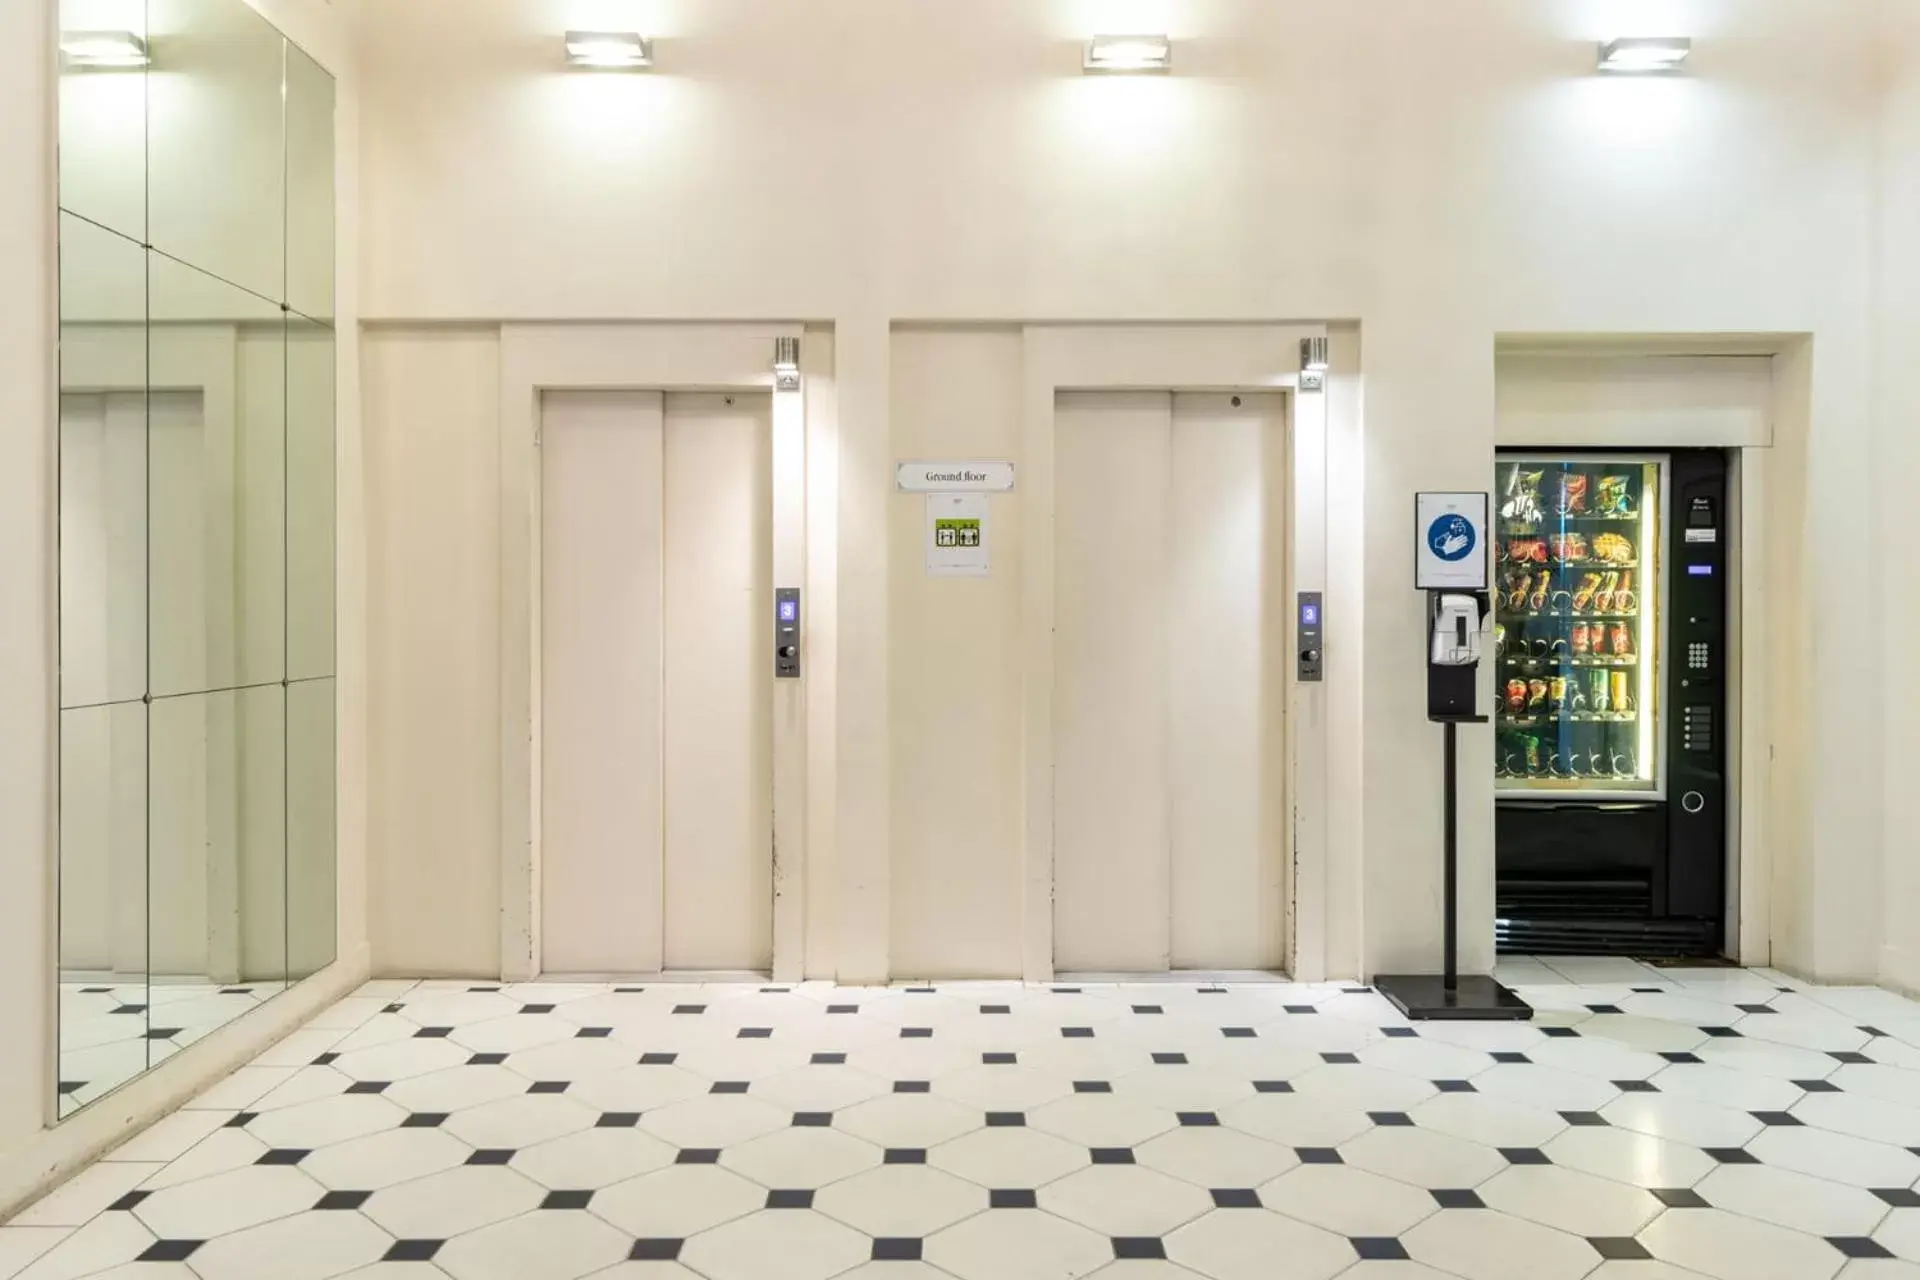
[
  {"left": 1164, "top": 1207, "right": 1354, "bottom": 1280},
  {"left": 1259, "top": 1162, "right": 1439, "bottom": 1236},
  {"left": 926, "top": 1205, "right": 1113, "bottom": 1280},
  {"left": 1029, "top": 1094, "right": 1181, "bottom": 1148},
  {"left": 361, "top": 1164, "right": 545, "bottom": 1238},
  {"left": 835, "top": 1092, "right": 986, "bottom": 1148},
  {"left": 1134, "top": 1125, "right": 1299, "bottom": 1189},
  {"left": 750, "top": 1065, "right": 893, "bottom": 1113},
  {"left": 133, "top": 1164, "right": 324, "bottom": 1239},
  {"left": 636, "top": 1094, "right": 793, "bottom": 1148},
  {"left": 1407, "top": 1093, "right": 1568, "bottom": 1149},
  {"left": 928, "top": 1124, "right": 1090, "bottom": 1189},
  {"left": 566, "top": 1065, "right": 707, "bottom": 1114},
  {"left": 1477, "top": 1163, "right": 1662, "bottom": 1237},
  {"left": 1039, "top": 1164, "right": 1214, "bottom": 1237},
  {"left": 934, "top": 1063, "right": 1076, "bottom": 1111},
  {"left": 1598, "top": 1093, "right": 1763, "bottom": 1150},
  {"left": 186, "top": 1210, "right": 394, "bottom": 1280},
  {"left": 591, "top": 1164, "right": 765, "bottom": 1237},
  {"left": 385, "top": 1064, "right": 532, "bottom": 1114},
  {"left": 1339, "top": 1122, "right": 1510, "bottom": 1190},
  {"left": 436, "top": 1208, "right": 631, "bottom": 1280},
  {"left": 1697, "top": 1162, "right": 1891, "bottom": 1238},
  {"left": 1402, "top": 1206, "right": 1600, "bottom": 1280},
  {"left": 1639, "top": 1206, "right": 1846, "bottom": 1280},
  {"left": 813, "top": 1163, "right": 987, "bottom": 1235},
  {"left": 442, "top": 1093, "right": 599, "bottom": 1150},
  {"left": 677, "top": 1208, "right": 870, "bottom": 1280},
  {"left": 1540, "top": 1123, "right": 1717, "bottom": 1189},
  {"left": 1747, "top": 1125, "right": 1920, "bottom": 1189},
  {"left": 510, "top": 1126, "right": 677, "bottom": 1189},
  {"left": 1216, "top": 1094, "right": 1371, "bottom": 1149},
  {"left": 300, "top": 1127, "right": 474, "bottom": 1191},
  {"left": 332, "top": 1037, "right": 473, "bottom": 1084},
  {"left": 720, "top": 1126, "right": 883, "bottom": 1189},
  {"left": 248, "top": 1094, "right": 409, "bottom": 1150}
]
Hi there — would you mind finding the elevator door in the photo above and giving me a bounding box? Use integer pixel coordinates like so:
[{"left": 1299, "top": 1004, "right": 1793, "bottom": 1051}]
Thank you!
[
  {"left": 540, "top": 390, "right": 773, "bottom": 974},
  {"left": 1053, "top": 391, "right": 1288, "bottom": 973}
]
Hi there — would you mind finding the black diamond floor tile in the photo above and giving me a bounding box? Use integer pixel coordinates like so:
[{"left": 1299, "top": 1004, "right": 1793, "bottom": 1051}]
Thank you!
[
  {"left": 767, "top": 1189, "right": 815, "bottom": 1208},
  {"left": 1652, "top": 1188, "right": 1710, "bottom": 1207},
  {"left": 316, "top": 1190, "right": 372, "bottom": 1210},
  {"left": 468, "top": 1149, "right": 514, "bottom": 1165},
  {"left": 1297, "top": 1148, "right": 1343, "bottom": 1164},
  {"left": 874, "top": 1239, "right": 924, "bottom": 1261},
  {"left": 992, "top": 1189, "right": 1039, "bottom": 1208},
  {"left": 1590, "top": 1237, "right": 1653, "bottom": 1260},
  {"left": 1074, "top": 1081, "right": 1113, "bottom": 1093},
  {"left": 885, "top": 1149, "right": 927, "bottom": 1164},
  {"left": 1432, "top": 1189, "right": 1484, "bottom": 1208},
  {"left": 895, "top": 1080, "right": 931, "bottom": 1093},
  {"left": 138, "top": 1241, "right": 205, "bottom": 1262},
  {"left": 677, "top": 1149, "right": 721, "bottom": 1164},
  {"left": 542, "top": 1190, "right": 594, "bottom": 1210},
  {"left": 632, "top": 1239, "right": 684, "bottom": 1261},
  {"left": 385, "top": 1240, "right": 444, "bottom": 1262},
  {"left": 1353, "top": 1238, "right": 1409, "bottom": 1260},
  {"left": 1091, "top": 1148, "right": 1136, "bottom": 1165},
  {"left": 1828, "top": 1237, "right": 1895, "bottom": 1258},
  {"left": 1112, "top": 1238, "right": 1166, "bottom": 1260}
]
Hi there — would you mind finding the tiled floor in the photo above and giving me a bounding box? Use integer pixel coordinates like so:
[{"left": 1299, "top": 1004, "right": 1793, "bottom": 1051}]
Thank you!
[
  {"left": 58, "top": 981, "right": 273, "bottom": 1117},
  {"left": 10, "top": 957, "right": 1920, "bottom": 1279}
]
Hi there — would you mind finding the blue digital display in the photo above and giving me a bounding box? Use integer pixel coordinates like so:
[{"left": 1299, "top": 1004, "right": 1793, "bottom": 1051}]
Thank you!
[
  {"left": 1301, "top": 603, "right": 1319, "bottom": 626},
  {"left": 778, "top": 600, "right": 799, "bottom": 622},
  {"left": 1687, "top": 564, "right": 1713, "bottom": 576}
]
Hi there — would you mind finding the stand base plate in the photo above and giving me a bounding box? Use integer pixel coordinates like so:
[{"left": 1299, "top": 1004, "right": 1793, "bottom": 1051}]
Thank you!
[{"left": 1374, "top": 974, "right": 1533, "bottom": 1021}]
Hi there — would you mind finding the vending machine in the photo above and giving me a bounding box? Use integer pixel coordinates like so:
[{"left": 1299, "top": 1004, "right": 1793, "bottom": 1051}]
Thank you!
[{"left": 1491, "top": 450, "right": 1729, "bottom": 955}]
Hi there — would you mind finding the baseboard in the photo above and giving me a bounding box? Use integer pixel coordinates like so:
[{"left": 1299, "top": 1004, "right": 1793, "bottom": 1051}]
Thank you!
[
  {"left": 1882, "top": 944, "right": 1920, "bottom": 998},
  {"left": 0, "top": 940, "right": 371, "bottom": 1221}
]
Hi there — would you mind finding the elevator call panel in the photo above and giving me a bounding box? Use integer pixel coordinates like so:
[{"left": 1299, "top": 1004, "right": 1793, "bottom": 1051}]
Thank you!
[
  {"left": 775, "top": 588, "right": 801, "bottom": 679},
  {"left": 1297, "top": 592, "right": 1324, "bottom": 683}
]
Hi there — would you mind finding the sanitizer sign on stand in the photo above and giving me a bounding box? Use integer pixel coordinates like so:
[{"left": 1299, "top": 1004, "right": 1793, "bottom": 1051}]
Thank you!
[{"left": 1415, "top": 492, "right": 1489, "bottom": 591}]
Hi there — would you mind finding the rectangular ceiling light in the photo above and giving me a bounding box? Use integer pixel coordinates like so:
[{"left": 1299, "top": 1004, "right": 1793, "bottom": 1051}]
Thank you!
[
  {"left": 1084, "top": 34, "right": 1172, "bottom": 75},
  {"left": 60, "top": 30, "right": 149, "bottom": 68},
  {"left": 1597, "top": 37, "right": 1691, "bottom": 75},
  {"left": 565, "top": 30, "right": 652, "bottom": 69}
]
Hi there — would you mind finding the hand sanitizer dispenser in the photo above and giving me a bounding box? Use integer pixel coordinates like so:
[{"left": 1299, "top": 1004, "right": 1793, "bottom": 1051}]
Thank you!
[
  {"left": 1427, "top": 590, "right": 1489, "bottom": 721},
  {"left": 1430, "top": 593, "right": 1481, "bottom": 667}
]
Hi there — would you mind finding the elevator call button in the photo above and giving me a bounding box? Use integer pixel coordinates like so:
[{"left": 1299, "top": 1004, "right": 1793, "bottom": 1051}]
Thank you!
[{"left": 775, "top": 588, "right": 802, "bottom": 679}]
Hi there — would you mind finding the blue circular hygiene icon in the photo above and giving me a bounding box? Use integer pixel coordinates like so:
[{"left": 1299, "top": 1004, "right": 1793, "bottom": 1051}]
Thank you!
[{"left": 1427, "top": 513, "right": 1475, "bottom": 562}]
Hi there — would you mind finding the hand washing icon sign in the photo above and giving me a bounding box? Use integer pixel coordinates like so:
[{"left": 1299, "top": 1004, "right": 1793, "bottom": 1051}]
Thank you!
[{"left": 1428, "top": 514, "right": 1475, "bottom": 562}]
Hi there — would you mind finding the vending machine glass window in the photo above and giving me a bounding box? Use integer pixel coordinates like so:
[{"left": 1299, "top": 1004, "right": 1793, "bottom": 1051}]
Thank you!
[{"left": 1493, "top": 456, "right": 1663, "bottom": 797}]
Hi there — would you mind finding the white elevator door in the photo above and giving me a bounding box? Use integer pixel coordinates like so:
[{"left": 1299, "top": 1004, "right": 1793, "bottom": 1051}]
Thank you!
[
  {"left": 1054, "top": 391, "right": 1287, "bottom": 973},
  {"left": 541, "top": 390, "right": 773, "bottom": 974}
]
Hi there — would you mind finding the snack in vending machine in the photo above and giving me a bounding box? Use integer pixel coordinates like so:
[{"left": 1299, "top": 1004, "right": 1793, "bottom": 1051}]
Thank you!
[
  {"left": 1524, "top": 735, "right": 1543, "bottom": 775},
  {"left": 1547, "top": 676, "right": 1567, "bottom": 713},
  {"left": 1527, "top": 678, "right": 1549, "bottom": 710},
  {"left": 1610, "top": 670, "right": 1633, "bottom": 714},
  {"left": 1506, "top": 538, "right": 1547, "bottom": 564},
  {"left": 1570, "top": 622, "right": 1590, "bottom": 656},
  {"left": 1595, "top": 474, "right": 1637, "bottom": 517},
  {"left": 1593, "top": 531, "right": 1634, "bottom": 564},
  {"left": 1588, "top": 623, "right": 1608, "bottom": 656},
  {"left": 1505, "top": 679, "right": 1529, "bottom": 712},
  {"left": 1549, "top": 533, "right": 1589, "bottom": 564},
  {"left": 1505, "top": 569, "right": 1531, "bottom": 611},
  {"left": 1614, "top": 570, "right": 1637, "bottom": 612},
  {"left": 1555, "top": 473, "right": 1590, "bottom": 515},
  {"left": 1500, "top": 468, "right": 1545, "bottom": 524},
  {"left": 1593, "top": 570, "right": 1620, "bottom": 613},
  {"left": 1527, "top": 570, "right": 1552, "bottom": 612},
  {"left": 1609, "top": 622, "right": 1632, "bottom": 658},
  {"left": 1572, "top": 572, "right": 1602, "bottom": 613},
  {"left": 1589, "top": 669, "right": 1611, "bottom": 713}
]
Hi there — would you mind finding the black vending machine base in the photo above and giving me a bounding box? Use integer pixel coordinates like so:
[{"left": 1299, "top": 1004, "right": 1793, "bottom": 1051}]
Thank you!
[{"left": 1374, "top": 974, "right": 1534, "bottom": 1022}]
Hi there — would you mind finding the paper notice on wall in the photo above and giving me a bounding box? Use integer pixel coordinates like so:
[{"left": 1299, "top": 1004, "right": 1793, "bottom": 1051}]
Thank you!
[{"left": 927, "top": 493, "right": 989, "bottom": 577}]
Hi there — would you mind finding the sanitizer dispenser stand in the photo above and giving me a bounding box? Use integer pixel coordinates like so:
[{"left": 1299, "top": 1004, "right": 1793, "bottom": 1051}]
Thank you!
[{"left": 1377, "top": 494, "right": 1532, "bottom": 1021}]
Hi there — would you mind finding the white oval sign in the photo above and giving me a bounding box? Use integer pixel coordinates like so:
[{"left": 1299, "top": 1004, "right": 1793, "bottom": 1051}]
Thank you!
[{"left": 896, "top": 461, "right": 1015, "bottom": 492}]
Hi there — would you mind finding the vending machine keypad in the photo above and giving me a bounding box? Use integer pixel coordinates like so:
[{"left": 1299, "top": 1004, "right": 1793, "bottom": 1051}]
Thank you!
[{"left": 1687, "top": 641, "right": 1710, "bottom": 671}]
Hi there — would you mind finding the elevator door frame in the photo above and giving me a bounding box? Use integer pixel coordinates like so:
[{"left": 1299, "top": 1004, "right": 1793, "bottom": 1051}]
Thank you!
[
  {"left": 1019, "top": 325, "right": 1332, "bottom": 982},
  {"left": 498, "top": 324, "right": 811, "bottom": 982}
]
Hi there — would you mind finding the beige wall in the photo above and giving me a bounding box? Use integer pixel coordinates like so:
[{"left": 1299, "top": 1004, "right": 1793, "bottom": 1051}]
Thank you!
[
  {"left": 352, "top": 0, "right": 1908, "bottom": 985},
  {"left": 887, "top": 330, "right": 1026, "bottom": 978},
  {"left": 1878, "top": 0, "right": 1920, "bottom": 993}
]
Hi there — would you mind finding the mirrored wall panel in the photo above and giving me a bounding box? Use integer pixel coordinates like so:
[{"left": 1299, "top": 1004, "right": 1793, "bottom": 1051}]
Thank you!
[{"left": 57, "top": 0, "right": 335, "bottom": 1118}]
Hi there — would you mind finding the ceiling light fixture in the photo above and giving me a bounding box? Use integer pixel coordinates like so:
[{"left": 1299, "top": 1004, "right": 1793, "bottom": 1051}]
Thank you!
[
  {"left": 773, "top": 337, "right": 800, "bottom": 392},
  {"left": 565, "top": 30, "right": 652, "bottom": 70},
  {"left": 1300, "top": 337, "right": 1330, "bottom": 375},
  {"left": 60, "top": 30, "right": 149, "bottom": 69},
  {"left": 1597, "top": 37, "right": 1691, "bottom": 75},
  {"left": 1084, "top": 34, "right": 1171, "bottom": 75}
]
